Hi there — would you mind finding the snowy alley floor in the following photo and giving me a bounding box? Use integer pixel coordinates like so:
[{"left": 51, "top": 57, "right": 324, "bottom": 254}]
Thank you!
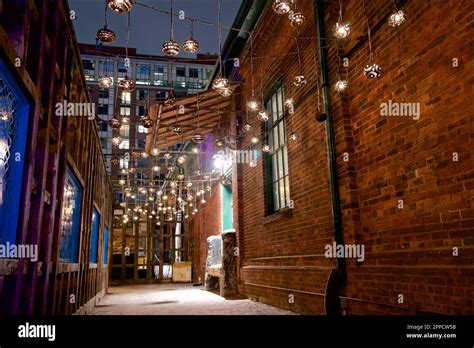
[{"left": 89, "top": 283, "right": 295, "bottom": 315}]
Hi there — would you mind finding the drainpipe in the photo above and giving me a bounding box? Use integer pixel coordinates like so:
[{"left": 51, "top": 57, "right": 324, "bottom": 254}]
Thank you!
[{"left": 314, "top": 0, "right": 346, "bottom": 280}]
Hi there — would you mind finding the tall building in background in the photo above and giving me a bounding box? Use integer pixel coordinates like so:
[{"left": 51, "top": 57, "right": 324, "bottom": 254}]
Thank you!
[{"left": 79, "top": 44, "right": 217, "bottom": 176}]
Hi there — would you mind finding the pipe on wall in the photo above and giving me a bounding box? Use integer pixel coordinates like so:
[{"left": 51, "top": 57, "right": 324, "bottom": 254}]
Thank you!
[{"left": 314, "top": 0, "right": 346, "bottom": 281}]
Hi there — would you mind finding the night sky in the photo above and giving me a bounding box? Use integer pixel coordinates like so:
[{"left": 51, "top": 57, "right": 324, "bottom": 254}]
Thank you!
[{"left": 68, "top": 0, "right": 243, "bottom": 57}]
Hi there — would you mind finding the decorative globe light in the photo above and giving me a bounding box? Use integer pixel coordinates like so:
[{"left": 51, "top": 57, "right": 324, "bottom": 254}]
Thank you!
[
  {"left": 108, "top": 117, "right": 121, "bottom": 129},
  {"left": 196, "top": 191, "right": 201, "bottom": 197},
  {"left": 177, "top": 155, "right": 186, "bottom": 164},
  {"left": 149, "top": 187, "right": 155, "bottom": 193},
  {"left": 110, "top": 156, "right": 120, "bottom": 165},
  {"left": 335, "top": 79, "right": 348, "bottom": 92},
  {"left": 187, "top": 194, "right": 193, "bottom": 200},
  {"left": 118, "top": 76, "right": 135, "bottom": 92},
  {"left": 212, "top": 76, "right": 230, "bottom": 91},
  {"left": 215, "top": 138, "right": 224, "bottom": 147},
  {"left": 121, "top": 117, "right": 130, "bottom": 124},
  {"left": 206, "top": 185, "right": 211, "bottom": 192},
  {"left": 171, "top": 125, "right": 182, "bottom": 134},
  {"left": 187, "top": 182, "right": 193, "bottom": 188},
  {"left": 122, "top": 169, "right": 129, "bottom": 175},
  {"left": 258, "top": 110, "right": 269, "bottom": 122},
  {"left": 98, "top": 75, "right": 113, "bottom": 88},
  {"left": 192, "top": 146, "right": 199, "bottom": 154},
  {"left": 363, "top": 63, "right": 382, "bottom": 79},
  {"left": 332, "top": 21, "right": 351, "bottom": 39},
  {"left": 183, "top": 36, "right": 200, "bottom": 53},
  {"left": 288, "top": 11, "right": 306, "bottom": 27},
  {"left": 194, "top": 208, "right": 198, "bottom": 213},
  {"left": 162, "top": 39, "right": 180, "bottom": 56},
  {"left": 242, "top": 123, "right": 253, "bottom": 133},
  {"left": 140, "top": 188, "right": 147, "bottom": 194},
  {"left": 201, "top": 199, "right": 206, "bottom": 204},
  {"left": 141, "top": 152, "right": 149, "bottom": 158},
  {"left": 126, "top": 192, "right": 132, "bottom": 197},
  {"left": 131, "top": 150, "right": 141, "bottom": 158},
  {"left": 251, "top": 136, "right": 260, "bottom": 144},
  {"left": 164, "top": 94, "right": 176, "bottom": 107},
  {"left": 128, "top": 167, "right": 136, "bottom": 173},
  {"left": 162, "top": 195, "right": 168, "bottom": 200},
  {"left": 163, "top": 152, "right": 172, "bottom": 160},
  {"left": 293, "top": 75, "right": 307, "bottom": 87},
  {"left": 170, "top": 189, "right": 176, "bottom": 195},
  {"left": 151, "top": 147, "right": 160, "bottom": 156},
  {"left": 112, "top": 136, "right": 123, "bottom": 146},
  {"left": 272, "top": 0, "right": 293, "bottom": 14},
  {"left": 247, "top": 99, "right": 259, "bottom": 111},
  {"left": 157, "top": 190, "right": 163, "bottom": 196},
  {"left": 140, "top": 116, "right": 154, "bottom": 129},
  {"left": 262, "top": 144, "right": 271, "bottom": 152},
  {"left": 284, "top": 98, "right": 294, "bottom": 108},
  {"left": 388, "top": 10, "right": 406, "bottom": 27},
  {"left": 108, "top": 0, "right": 133, "bottom": 13},
  {"left": 119, "top": 179, "right": 126, "bottom": 186},
  {"left": 0, "top": 111, "right": 10, "bottom": 121},
  {"left": 218, "top": 87, "right": 233, "bottom": 97},
  {"left": 177, "top": 173, "right": 185, "bottom": 180},
  {"left": 153, "top": 165, "right": 160, "bottom": 172},
  {"left": 192, "top": 134, "right": 205, "bottom": 144},
  {"left": 97, "top": 26, "right": 116, "bottom": 43},
  {"left": 289, "top": 132, "right": 299, "bottom": 142}
]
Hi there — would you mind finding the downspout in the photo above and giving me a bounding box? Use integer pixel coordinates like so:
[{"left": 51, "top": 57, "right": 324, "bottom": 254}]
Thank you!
[{"left": 314, "top": 0, "right": 346, "bottom": 281}]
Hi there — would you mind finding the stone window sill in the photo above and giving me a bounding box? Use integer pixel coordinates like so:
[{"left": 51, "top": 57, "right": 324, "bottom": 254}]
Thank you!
[{"left": 262, "top": 207, "right": 293, "bottom": 225}]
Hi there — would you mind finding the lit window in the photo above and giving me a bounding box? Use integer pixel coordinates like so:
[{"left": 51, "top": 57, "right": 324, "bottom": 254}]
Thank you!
[
  {"left": 265, "top": 85, "right": 290, "bottom": 213},
  {"left": 119, "top": 139, "right": 129, "bottom": 149}
]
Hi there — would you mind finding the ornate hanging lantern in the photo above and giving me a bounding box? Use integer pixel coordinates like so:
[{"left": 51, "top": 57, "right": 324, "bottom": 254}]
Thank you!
[
  {"left": 164, "top": 93, "right": 176, "bottom": 107},
  {"left": 98, "top": 75, "right": 113, "bottom": 88},
  {"left": 363, "top": 63, "right": 382, "bottom": 79},
  {"left": 118, "top": 75, "right": 135, "bottom": 92},
  {"left": 192, "top": 134, "right": 205, "bottom": 144},
  {"left": 107, "top": 0, "right": 133, "bottom": 13},
  {"left": 110, "top": 156, "right": 120, "bottom": 165},
  {"left": 212, "top": 76, "right": 230, "bottom": 92},
  {"left": 335, "top": 79, "right": 348, "bottom": 92},
  {"left": 288, "top": 11, "right": 306, "bottom": 27},
  {"left": 112, "top": 136, "right": 123, "bottom": 146},
  {"left": 183, "top": 36, "right": 199, "bottom": 53},
  {"left": 108, "top": 117, "right": 121, "bottom": 129},
  {"left": 97, "top": 26, "right": 116, "bottom": 43},
  {"left": 388, "top": 10, "right": 406, "bottom": 27},
  {"left": 272, "top": 0, "right": 293, "bottom": 15},
  {"left": 140, "top": 116, "right": 154, "bottom": 129},
  {"left": 293, "top": 75, "right": 307, "bottom": 87},
  {"left": 162, "top": 39, "right": 181, "bottom": 56}
]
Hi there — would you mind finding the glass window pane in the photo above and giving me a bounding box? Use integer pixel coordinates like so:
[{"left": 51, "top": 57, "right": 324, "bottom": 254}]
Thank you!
[
  {"left": 271, "top": 95, "right": 277, "bottom": 122},
  {"left": 283, "top": 146, "right": 289, "bottom": 176},
  {"left": 280, "top": 120, "right": 286, "bottom": 145},
  {"left": 277, "top": 87, "right": 283, "bottom": 118},
  {"left": 279, "top": 179, "right": 285, "bottom": 208},
  {"left": 285, "top": 175, "right": 290, "bottom": 207},
  {"left": 272, "top": 153, "right": 278, "bottom": 183},
  {"left": 278, "top": 150, "right": 284, "bottom": 179},
  {"left": 273, "top": 126, "right": 279, "bottom": 149},
  {"left": 273, "top": 182, "right": 280, "bottom": 211}
]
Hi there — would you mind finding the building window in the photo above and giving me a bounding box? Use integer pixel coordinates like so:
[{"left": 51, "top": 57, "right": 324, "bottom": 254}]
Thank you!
[
  {"left": 137, "top": 89, "right": 148, "bottom": 101},
  {"left": 265, "top": 84, "right": 290, "bottom": 214},
  {"left": 137, "top": 139, "right": 146, "bottom": 148},
  {"left": 119, "top": 139, "right": 130, "bottom": 149},
  {"left": 119, "top": 158, "right": 129, "bottom": 169},
  {"left": 121, "top": 91, "right": 131, "bottom": 105},
  {"left": 176, "top": 67, "right": 186, "bottom": 77},
  {"left": 154, "top": 65, "right": 168, "bottom": 86},
  {"left": 189, "top": 68, "right": 200, "bottom": 78},
  {"left": 98, "top": 60, "right": 114, "bottom": 76},
  {"left": 59, "top": 167, "right": 83, "bottom": 262},
  {"left": 98, "top": 105, "right": 108, "bottom": 115},
  {"left": 155, "top": 91, "right": 166, "bottom": 101},
  {"left": 120, "top": 125, "right": 129, "bottom": 137},
  {"left": 137, "top": 105, "right": 146, "bottom": 116},
  {"left": 98, "top": 121, "right": 108, "bottom": 132},
  {"left": 99, "top": 90, "right": 109, "bottom": 99},
  {"left": 136, "top": 64, "right": 150, "bottom": 84},
  {"left": 137, "top": 125, "right": 148, "bottom": 133},
  {"left": 82, "top": 59, "right": 95, "bottom": 71},
  {"left": 103, "top": 226, "right": 109, "bottom": 264},
  {"left": 90, "top": 208, "right": 100, "bottom": 263},
  {"left": 0, "top": 59, "right": 31, "bottom": 244},
  {"left": 120, "top": 106, "right": 130, "bottom": 116}
]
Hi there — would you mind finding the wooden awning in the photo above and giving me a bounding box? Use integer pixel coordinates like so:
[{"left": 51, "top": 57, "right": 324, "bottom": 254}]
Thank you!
[{"left": 145, "top": 89, "right": 232, "bottom": 151}]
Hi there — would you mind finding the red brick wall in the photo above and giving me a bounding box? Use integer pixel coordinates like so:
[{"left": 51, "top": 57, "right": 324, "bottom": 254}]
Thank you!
[
  {"left": 189, "top": 182, "right": 222, "bottom": 283},
  {"left": 230, "top": 0, "right": 473, "bottom": 314}
]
